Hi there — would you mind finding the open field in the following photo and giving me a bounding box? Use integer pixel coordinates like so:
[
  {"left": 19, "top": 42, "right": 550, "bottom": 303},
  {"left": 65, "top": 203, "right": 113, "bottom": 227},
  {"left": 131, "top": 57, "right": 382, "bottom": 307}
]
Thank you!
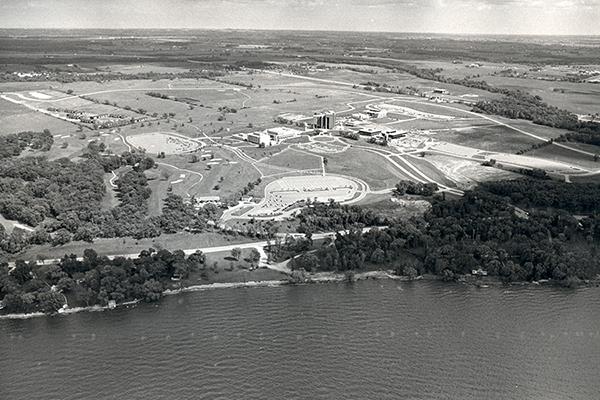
[
  {"left": 354, "top": 194, "right": 433, "bottom": 219},
  {"left": 431, "top": 125, "right": 542, "bottom": 153},
  {"left": 155, "top": 147, "right": 261, "bottom": 202},
  {"left": 528, "top": 145, "right": 600, "bottom": 171},
  {"left": 238, "top": 143, "right": 288, "bottom": 160},
  {"left": 15, "top": 231, "right": 261, "bottom": 263},
  {"left": 0, "top": 103, "right": 78, "bottom": 135},
  {"left": 324, "top": 147, "right": 412, "bottom": 190},
  {"left": 106, "top": 64, "right": 191, "bottom": 75},
  {"left": 256, "top": 148, "right": 322, "bottom": 172},
  {"left": 383, "top": 99, "right": 472, "bottom": 118},
  {"left": 482, "top": 75, "right": 600, "bottom": 115}
]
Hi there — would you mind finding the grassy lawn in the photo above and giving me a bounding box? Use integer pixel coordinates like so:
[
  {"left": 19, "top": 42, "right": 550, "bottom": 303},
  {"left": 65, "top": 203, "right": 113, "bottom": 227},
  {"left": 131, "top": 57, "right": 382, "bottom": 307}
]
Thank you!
[
  {"left": 154, "top": 147, "right": 261, "bottom": 202},
  {"left": 0, "top": 106, "right": 78, "bottom": 136},
  {"left": 14, "top": 231, "right": 263, "bottom": 263},
  {"left": 240, "top": 143, "right": 289, "bottom": 160},
  {"left": 263, "top": 147, "right": 322, "bottom": 170},
  {"left": 324, "top": 147, "right": 411, "bottom": 190}
]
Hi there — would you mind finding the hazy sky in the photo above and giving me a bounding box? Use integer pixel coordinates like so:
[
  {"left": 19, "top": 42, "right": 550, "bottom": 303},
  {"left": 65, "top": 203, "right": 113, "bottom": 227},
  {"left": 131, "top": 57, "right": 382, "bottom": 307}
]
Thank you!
[{"left": 1, "top": 0, "right": 599, "bottom": 35}]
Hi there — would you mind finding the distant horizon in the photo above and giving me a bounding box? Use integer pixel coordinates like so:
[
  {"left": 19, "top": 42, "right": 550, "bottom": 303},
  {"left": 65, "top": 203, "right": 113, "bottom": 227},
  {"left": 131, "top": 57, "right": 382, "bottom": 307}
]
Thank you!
[
  {"left": 1, "top": 0, "right": 599, "bottom": 36},
  {"left": 1, "top": 27, "right": 600, "bottom": 38}
]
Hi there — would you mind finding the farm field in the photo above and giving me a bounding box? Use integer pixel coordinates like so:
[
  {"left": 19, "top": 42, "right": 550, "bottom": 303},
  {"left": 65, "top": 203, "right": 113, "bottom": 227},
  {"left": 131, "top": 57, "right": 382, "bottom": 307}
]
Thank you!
[
  {"left": 482, "top": 75, "right": 600, "bottom": 115},
  {"left": 527, "top": 144, "right": 600, "bottom": 171},
  {"left": 492, "top": 118, "right": 572, "bottom": 141},
  {"left": 431, "top": 125, "right": 542, "bottom": 153}
]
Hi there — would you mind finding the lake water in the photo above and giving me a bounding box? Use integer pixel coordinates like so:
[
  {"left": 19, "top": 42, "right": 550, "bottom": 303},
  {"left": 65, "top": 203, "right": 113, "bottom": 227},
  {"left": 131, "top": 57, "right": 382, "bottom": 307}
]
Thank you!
[{"left": 2, "top": 279, "right": 599, "bottom": 399}]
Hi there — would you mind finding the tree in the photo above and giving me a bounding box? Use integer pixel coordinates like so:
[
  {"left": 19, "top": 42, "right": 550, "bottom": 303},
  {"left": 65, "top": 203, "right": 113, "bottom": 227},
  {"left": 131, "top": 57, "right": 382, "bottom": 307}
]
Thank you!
[
  {"left": 51, "top": 229, "right": 72, "bottom": 246},
  {"left": 249, "top": 248, "right": 261, "bottom": 265},
  {"left": 294, "top": 253, "right": 319, "bottom": 272},
  {"left": 37, "top": 291, "right": 64, "bottom": 314},
  {"left": 231, "top": 247, "right": 242, "bottom": 261}
]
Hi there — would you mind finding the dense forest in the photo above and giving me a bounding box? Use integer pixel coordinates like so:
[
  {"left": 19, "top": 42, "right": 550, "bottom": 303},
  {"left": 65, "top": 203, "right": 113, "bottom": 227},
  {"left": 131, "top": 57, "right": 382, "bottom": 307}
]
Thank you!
[
  {"left": 289, "top": 184, "right": 600, "bottom": 286},
  {"left": 481, "top": 179, "right": 600, "bottom": 213},
  {"left": 0, "top": 134, "right": 221, "bottom": 257},
  {"left": 0, "top": 248, "right": 206, "bottom": 314}
]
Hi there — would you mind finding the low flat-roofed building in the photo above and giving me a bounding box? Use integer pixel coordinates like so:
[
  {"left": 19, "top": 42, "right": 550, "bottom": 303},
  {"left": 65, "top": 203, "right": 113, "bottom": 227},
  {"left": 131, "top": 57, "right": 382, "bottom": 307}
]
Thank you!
[
  {"left": 266, "top": 126, "right": 302, "bottom": 142},
  {"left": 351, "top": 113, "right": 370, "bottom": 120},
  {"left": 247, "top": 132, "right": 271, "bottom": 146},
  {"left": 358, "top": 127, "right": 381, "bottom": 136},
  {"left": 194, "top": 196, "right": 221, "bottom": 205},
  {"left": 385, "top": 130, "right": 405, "bottom": 140},
  {"left": 365, "top": 109, "right": 387, "bottom": 118}
]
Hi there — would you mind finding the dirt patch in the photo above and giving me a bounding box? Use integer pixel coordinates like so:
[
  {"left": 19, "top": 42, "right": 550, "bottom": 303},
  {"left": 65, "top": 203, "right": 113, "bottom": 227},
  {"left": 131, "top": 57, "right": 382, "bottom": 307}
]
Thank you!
[{"left": 425, "top": 155, "right": 518, "bottom": 189}]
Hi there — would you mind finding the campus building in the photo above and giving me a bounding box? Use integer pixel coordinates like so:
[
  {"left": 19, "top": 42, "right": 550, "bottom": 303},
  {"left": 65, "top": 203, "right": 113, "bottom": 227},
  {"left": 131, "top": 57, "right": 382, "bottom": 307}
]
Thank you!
[
  {"left": 313, "top": 111, "right": 336, "bottom": 129},
  {"left": 247, "top": 132, "right": 271, "bottom": 146},
  {"left": 266, "top": 126, "right": 302, "bottom": 142}
]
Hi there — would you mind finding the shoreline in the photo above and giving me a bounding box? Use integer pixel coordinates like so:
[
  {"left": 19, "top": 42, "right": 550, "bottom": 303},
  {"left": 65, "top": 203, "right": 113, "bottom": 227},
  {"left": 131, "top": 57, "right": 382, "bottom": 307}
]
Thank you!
[{"left": 1, "top": 270, "right": 596, "bottom": 320}]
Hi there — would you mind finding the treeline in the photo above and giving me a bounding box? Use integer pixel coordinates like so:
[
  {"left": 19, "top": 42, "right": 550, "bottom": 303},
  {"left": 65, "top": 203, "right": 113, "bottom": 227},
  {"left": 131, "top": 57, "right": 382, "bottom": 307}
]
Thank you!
[
  {"left": 295, "top": 201, "right": 389, "bottom": 233},
  {"left": 0, "top": 130, "right": 53, "bottom": 159},
  {"left": 472, "top": 90, "right": 578, "bottom": 127},
  {"left": 481, "top": 179, "right": 600, "bottom": 213},
  {"left": 0, "top": 69, "right": 227, "bottom": 84},
  {"left": 0, "top": 248, "right": 206, "bottom": 314},
  {"left": 472, "top": 90, "right": 600, "bottom": 146},
  {"left": 287, "top": 187, "right": 600, "bottom": 285},
  {"left": 394, "top": 181, "right": 438, "bottom": 196}
]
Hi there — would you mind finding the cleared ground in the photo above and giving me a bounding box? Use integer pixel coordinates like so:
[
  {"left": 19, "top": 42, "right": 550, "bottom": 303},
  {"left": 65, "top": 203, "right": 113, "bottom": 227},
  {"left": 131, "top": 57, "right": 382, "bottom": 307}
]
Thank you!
[
  {"left": 424, "top": 154, "right": 520, "bottom": 190},
  {"left": 127, "top": 132, "right": 203, "bottom": 154}
]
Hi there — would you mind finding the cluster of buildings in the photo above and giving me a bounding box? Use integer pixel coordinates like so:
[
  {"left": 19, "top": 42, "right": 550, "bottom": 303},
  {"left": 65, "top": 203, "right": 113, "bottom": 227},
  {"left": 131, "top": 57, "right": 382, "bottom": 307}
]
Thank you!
[
  {"left": 46, "top": 107, "right": 146, "bottom": 129},
  {"left": 239, "top": 126, "right": 305, "bottom": 146}
]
